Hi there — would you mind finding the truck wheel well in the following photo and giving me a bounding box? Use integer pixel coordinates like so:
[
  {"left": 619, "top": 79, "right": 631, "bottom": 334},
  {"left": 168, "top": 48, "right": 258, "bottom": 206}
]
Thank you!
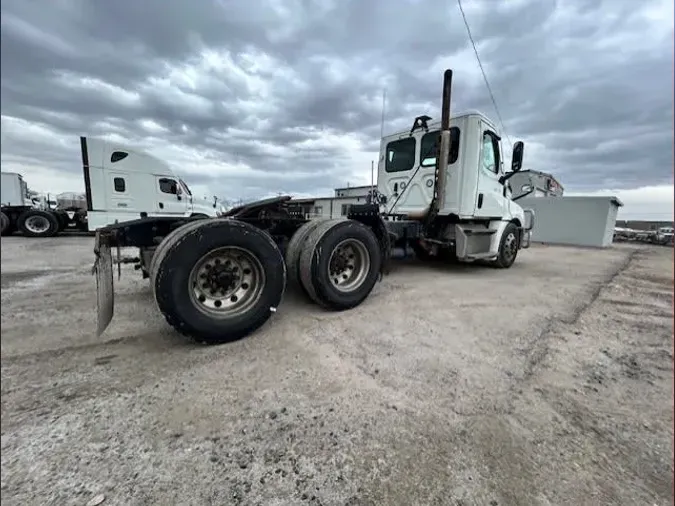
[{"left": 510, "top": 218, "right": 522, "bottom": 228}]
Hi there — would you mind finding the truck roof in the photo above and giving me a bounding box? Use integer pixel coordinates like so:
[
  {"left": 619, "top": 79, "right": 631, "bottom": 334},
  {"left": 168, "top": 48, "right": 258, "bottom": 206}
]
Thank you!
[
  {"left": 82, "top": 136, "right": 177, "bottom": 176},
  {"left": 383, "top": 110, "right": 497, "bottom": 140}
]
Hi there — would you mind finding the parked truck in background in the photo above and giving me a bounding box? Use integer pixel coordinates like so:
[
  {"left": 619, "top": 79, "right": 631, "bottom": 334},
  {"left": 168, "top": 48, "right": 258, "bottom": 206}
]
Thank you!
[
  {"left": 0, "top": 172, "right": 84, "bottom": 237},
  {"left": 1, "top": 140, "right": 221, "bottom": 238},
  {"left": 654, "top": 227, "right": 674, "bottom": 246},
  {"left": 91, "top": 68, "right": 535, "bottom": 345},
  {"left": 80, "top": 137, "right": 222, "bottom": 232}
]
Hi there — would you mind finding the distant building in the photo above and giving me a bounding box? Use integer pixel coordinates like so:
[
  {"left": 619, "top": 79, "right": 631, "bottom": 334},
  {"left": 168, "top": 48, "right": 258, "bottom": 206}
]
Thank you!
[
  {"left": 333, "top": 185, "right": 374, "bottom": 199},
  {"left": 289, "top": 185, "right": 373, "bottom": 219},
  {"left": 509, "top": 170, "right": 564, "bottom": 199}
]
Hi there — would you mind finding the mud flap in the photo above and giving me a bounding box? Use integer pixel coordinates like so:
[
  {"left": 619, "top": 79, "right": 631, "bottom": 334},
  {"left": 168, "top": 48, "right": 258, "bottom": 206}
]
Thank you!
[
  {"left": 520, "top": 229, "right": 532, "bottom": 249},
  {"left": 93, "top": 236, "right": 114, "bottom": 336},
  {"left": 521, "top": 209, "right": 535, "bottom": 249}
]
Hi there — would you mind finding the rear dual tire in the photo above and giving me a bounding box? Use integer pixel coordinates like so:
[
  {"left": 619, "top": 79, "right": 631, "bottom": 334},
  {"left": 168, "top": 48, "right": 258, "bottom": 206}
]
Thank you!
[
  {"left": 294, "top": 219, "right": 382, "bottom": 310},
  {"left": 151, "top": 219, "right": 286, "bottom": 345},
  {"left": 284, "top": 218, "right": 330, "bottom": 298},
  {"left": 151, "top": 218, "right": 381, "bottom": 345}
]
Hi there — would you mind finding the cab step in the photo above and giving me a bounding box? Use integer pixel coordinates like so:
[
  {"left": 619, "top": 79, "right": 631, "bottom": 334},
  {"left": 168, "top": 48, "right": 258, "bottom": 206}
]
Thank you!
[
  {"left": 463, "top": 229, "right": 496, "bottom": 236},
  {"left": 465, "top": 252, "right": 497, "bottom": 260}
]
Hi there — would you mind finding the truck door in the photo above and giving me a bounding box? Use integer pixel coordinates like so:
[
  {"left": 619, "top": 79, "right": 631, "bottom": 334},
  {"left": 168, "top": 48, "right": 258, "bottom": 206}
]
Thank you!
[
  {"left": 380, "top": 128, "right": 461, "bottom": 215},
  {"left": 155, "top": 176, "right": 188, "bottom": 215},
  {"left": 474, "top": 126, "right": 507, "bottom": 218}
]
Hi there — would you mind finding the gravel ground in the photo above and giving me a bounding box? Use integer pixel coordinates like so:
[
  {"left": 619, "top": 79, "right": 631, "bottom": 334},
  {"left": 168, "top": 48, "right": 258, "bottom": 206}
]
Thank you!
[{"left": 1, "top": 236, "right": 672, "bottom": 506}]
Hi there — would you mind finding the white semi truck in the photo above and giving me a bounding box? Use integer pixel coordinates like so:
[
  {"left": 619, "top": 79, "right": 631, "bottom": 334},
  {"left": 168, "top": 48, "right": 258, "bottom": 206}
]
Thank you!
[
  {"left": 0, "top": 172, "right": 78, "bottom": 238},
  {"left": 1, "top": 139, "right": 220, "bottom": 237},
  {"left": 92, "top": 68, "right": 535, "bottom": 344}
]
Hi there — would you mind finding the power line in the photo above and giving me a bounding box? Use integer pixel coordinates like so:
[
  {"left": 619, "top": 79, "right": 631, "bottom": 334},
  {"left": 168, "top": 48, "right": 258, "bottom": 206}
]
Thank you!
[{"left": 456, "top": 0, "right": 513, "bottom": 149}]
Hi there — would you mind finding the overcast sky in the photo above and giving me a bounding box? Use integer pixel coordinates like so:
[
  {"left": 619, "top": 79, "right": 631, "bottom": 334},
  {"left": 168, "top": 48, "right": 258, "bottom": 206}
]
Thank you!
[{"left": 1, "top": 0, "right": 673, "bottom": 219}]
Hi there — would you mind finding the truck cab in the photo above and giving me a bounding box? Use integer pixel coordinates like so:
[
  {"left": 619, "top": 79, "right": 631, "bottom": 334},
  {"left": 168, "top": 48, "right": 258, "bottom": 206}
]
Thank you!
[
  {"left": 373, "top": 77, "right": 534, "bottom": 268},
  {"left": 80, "top": 137, "right": 220, "bottom": 231},
  {"left": 378, "top": 111, "right": 523, "bottom": 222}
]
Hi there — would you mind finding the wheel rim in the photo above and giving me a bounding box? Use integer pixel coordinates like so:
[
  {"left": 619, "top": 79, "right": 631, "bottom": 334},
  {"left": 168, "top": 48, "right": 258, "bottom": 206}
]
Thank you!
[
  {"left": 25, "top": 216, "right": 50, "bottom": 234},
  {"left": 503, "top": 232, "right": 518, "bottom": 262},
  {"left": 327, "top": 239, "right": 371, "bottom": 292},
  {"left": 188, "top": 246, "right": 265, "bottom": 318}
]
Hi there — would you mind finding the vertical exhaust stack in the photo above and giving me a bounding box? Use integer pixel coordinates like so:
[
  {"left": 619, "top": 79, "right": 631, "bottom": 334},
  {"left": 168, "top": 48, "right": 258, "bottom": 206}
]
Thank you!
[
  {"left": 431, "top": 69, "right": 453, "bottom": 215},
  {"left": 404, "top": 69, "right": 454, "bottom": 222}
]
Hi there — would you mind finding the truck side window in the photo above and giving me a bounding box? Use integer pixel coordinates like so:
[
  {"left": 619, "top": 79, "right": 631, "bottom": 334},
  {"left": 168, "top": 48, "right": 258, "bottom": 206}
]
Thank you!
[
  {"left": 385, "top": 137, "right": 415, "bottom": 172},
  {"left": 111, "top": 151, "right": 128, "bottom": 163},
  {"left": 113, "top": 177, "right": 126, "bottom": 192},
  {"left": 481, "top": 132, "right": 500, "bottom": 174},
  {"left": 420, "top": 127, "right": 461, "bottom": 166},
  {"left": 159, "top": 178, "right": 178, "bottom": 194}
]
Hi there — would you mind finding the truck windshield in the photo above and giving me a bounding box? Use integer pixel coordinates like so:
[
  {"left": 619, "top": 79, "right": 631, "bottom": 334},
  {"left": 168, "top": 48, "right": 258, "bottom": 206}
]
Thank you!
[{"left": 179, "top": 179, "right": 192, "bottom": 196}]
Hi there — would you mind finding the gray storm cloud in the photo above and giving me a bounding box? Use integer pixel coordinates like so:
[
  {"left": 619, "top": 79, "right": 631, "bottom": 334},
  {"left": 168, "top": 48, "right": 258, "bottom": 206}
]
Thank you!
[{"left": 1, "top": 0, "right": 673, "bottom": 202}]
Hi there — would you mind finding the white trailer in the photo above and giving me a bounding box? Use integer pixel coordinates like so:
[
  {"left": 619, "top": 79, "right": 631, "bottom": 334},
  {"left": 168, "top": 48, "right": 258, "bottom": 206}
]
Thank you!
[
  {"left": 1, "top": 140, "right": 221, "bottom": 238},
  {"left": 91, "top": 68, "right": 535, "bottom": 345}
]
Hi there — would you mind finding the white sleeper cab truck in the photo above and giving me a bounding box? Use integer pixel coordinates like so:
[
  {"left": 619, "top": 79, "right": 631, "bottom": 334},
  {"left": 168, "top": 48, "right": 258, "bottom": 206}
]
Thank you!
[
  {"left": 80, "top": 137, "right": 220, "bottom": 232},
  {"left": 91, "top": 68, "right": 535, "bottom": 346},
  {"left": 1, "top": 141, "right": 220, "bottom": 238}
]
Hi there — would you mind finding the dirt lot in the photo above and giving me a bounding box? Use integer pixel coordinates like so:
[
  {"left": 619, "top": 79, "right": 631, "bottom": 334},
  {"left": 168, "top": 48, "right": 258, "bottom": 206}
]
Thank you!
[{"left": 1, "top": 236, "right": 672, "bottom": 506}]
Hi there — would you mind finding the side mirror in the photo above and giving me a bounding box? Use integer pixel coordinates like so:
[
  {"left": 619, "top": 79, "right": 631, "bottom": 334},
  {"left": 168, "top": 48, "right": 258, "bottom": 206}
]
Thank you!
[
  {"left": 499, "top": 140, "right": 525, "bottom": 185},
  {"left": 176, "top": 185, "right": 182, "bottom": 201},
  {"left": 213, "top": 196, "right": 218, "bottom": 208},
  {"left": 511, "top": 141, "right": 524, "bottom": 172}
]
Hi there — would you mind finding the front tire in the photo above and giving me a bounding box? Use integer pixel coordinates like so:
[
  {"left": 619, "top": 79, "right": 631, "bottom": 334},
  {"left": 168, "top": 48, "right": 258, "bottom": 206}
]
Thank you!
[
  {"left": 299, "top": 219, "right": 381, "bottom": 310},
  {"left": 492, "top": 222, "right": 519, "bottom": 269},
  {"left": 153, "top": 219, "right": 286, "bottom": 344},
  {"left": 17, "top": 210, "right": 59, "bottom": 237}
]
